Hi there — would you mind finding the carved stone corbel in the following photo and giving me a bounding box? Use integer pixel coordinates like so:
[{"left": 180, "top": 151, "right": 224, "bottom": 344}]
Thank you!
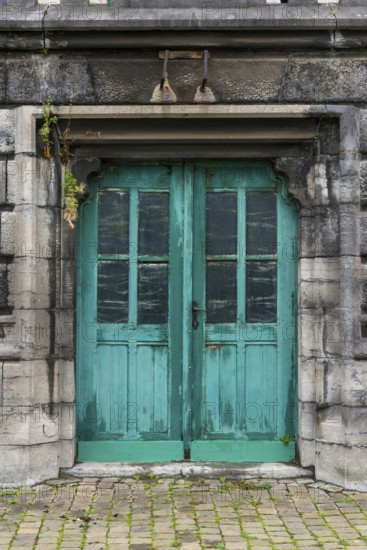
[
  {"left": 274, "top": 152, "right": 315, "bottom": 210},
  {"left": 69, "top": 157, "right": 102, "bottom": 199}
]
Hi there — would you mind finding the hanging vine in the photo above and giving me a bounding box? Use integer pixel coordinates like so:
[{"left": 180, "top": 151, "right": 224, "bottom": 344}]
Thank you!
[
  {"left": 59, "top": 98, "right": 74, "bottom": 165},
  {"left": 39, "top": 98, "right": 84, "bottom": 228},
  {"left": 63, "top": 169, "right": 87, "bottom": 229}
]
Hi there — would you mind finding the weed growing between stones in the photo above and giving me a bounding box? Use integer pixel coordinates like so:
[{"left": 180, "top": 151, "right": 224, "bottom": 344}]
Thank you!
[
  {"left": 39, "top": 98, "right": 58, "bottom": 160},
  {"left": 104, "top": 484, "right": 116, "bottom": 550},
  {"left": 78, "top": 484, "right": 99, "bottom": 549},
  {"left": 331, "top": 493, "right": 367, "bottom": 546},
  {"left": 188, "top": 482, "right": 205, "bottom": 549},
  {"left": 0, "top": 488, "right": 21, "bottom": 499},
  {"left": 207, "top": 482, "right": 226, "bottom": 549},
  {"left": 310, "top": 489, "right": 367, "bottom": 547},
  {"left": 8, "top": 489, "right": 38, "bottom": 550},
  {"left": 56, "top": 514, "right": 68, "bottom": 550},
  {"left": 168, "top": 481, "right": 181, "bottom": 548},
  {"left": 280, "top": 434, "right": 294, "bottom": 446},
  {"left": 240, "top": 480, "right": 272, "bottom": 491},
  {"left": 330, "top": 7, "right": 337, "bottom": 18},
  {"left": 147, "top": 483, "right": 156, "bottom": 548},
  {"left": 229, "top": 497, "right": 255, "bottom": 544}
]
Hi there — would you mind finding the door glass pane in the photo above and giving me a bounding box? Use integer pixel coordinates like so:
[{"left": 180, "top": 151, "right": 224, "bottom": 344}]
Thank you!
[
  {"left": 138, "top": 263, "right": 168, "bottom": 324},
  {"left": 98, "top": 192, "right": 129, "bottom": 255},
  {"left": 206, "top": 262, "right": 237, "bottom": 323},
  {"left": 97, "top": 261, "right": 129, "bottom": 323},
  {"left": 206, "top": 193, "right": 237, "bottom": 256},
  {"left": 246, "top": 192, "right": 277, "bottom": 256},
  {"left": 138, "top": 193, "right": 169, "bottom": 256},
  {"left": 246, "top": 262, "right": 277, "bottom": 323}
]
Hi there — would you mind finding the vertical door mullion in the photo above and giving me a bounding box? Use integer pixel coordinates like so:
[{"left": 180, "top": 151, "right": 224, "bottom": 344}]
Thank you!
[
  {"left": 236, "top": 187, "right": 246, "bottom": 440},
  {"left": 129, "top": 188, "right": 139, "bottom": 326},
  {"left": 181, "top": 163, "right": 193, "bottom": 451},
  {"left": 128, "top": 187, "right": 139, "bottom": 437},
  {"left": 237, "top": 188, "right": 246, "bottom": 326},
  {"left": 191, "top": 166, "right": 206, "bottom": 443},
  {"left": 168, "top": 165, "right": 184, "bottom": 445}
]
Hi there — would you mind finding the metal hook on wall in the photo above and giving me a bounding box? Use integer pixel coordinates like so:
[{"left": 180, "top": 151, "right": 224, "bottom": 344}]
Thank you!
[
  {"left": 200, "top": 50, "right": 209, "bottom": 93},
  {"left": 193, "top": 49, "right": 216, "bottom": 103},
  {"left": 150, "top": 49, "right": 177, "bottom": 103},
  {"left": 160, "top": 49, "right": 169, "bottom": 90}
]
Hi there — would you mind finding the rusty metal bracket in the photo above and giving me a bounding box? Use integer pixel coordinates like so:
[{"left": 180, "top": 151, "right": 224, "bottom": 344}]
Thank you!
[
  {"left": 200, "top": 50, "right": 209, "bottom": 93},
  {"left": 158, "top": 51, "right": 211, "bottom": 60},
  {"left": 160, "top": 49, "right": 169, "bottom": 90}
]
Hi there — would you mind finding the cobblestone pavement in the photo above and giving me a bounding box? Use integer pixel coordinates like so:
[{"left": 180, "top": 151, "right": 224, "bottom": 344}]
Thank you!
[{"left": 1, "top": 476, "right": 367, "bottom": 549}]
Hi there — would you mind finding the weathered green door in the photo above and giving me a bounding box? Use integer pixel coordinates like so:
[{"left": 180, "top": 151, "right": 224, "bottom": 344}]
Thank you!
[
  {"left": 77, "top": 162, "right": 297, "bottom": 462},
  {"left": 190, "top": 164, "right": 297, "bottom": 460}
]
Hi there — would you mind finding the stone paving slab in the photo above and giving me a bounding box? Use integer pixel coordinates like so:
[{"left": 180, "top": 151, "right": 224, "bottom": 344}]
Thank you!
[{"left": 0, "top": 476, "right": 367, "bottom": 549}]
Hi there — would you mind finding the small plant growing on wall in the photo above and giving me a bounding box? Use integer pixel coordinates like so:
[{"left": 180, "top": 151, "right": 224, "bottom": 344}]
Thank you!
[
  {"left": 62, "top": 109, "right": 84, "bottom": 228},
  {"left": 39, "top": 98, "right": 58, "bottom": 160},
  {"left": 64, "top": 169, "right": 87, "bottom": 229},
  {"left": 59, "top": 98, "right": 74, "bottom": 165},
  {"left": 40, "top": 98, "right": 84, "bottom": 228}
]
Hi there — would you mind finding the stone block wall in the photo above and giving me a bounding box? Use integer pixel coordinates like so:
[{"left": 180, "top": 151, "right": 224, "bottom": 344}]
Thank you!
[
  {"left": 0, "top": 108, "right": 76, "bottom": 484},
  {"left": 0, "top": 2, "right": 367, "bottom": 488},
  {"left": 2, "top": 54, "right": 367, "bottom": 106}
]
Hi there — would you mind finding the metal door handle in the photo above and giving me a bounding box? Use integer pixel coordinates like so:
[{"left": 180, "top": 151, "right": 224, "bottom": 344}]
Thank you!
[{"left": 192, "top": 301, "right": 206, "bottom": 330}]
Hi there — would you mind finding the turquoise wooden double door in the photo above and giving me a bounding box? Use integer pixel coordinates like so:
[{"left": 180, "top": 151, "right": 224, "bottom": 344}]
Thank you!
[{"left": 77, "top": 162, "right": 297, "bottom": 462}]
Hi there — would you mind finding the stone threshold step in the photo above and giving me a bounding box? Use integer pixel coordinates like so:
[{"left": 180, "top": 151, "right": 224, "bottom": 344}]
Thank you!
[{"left": 61, "top": 462, "right": 313, "bottom": 480}]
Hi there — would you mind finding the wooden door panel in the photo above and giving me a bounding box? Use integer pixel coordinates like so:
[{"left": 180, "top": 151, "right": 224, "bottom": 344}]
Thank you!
[
  {"left": 96, "top": 344, "right": 129, "bottom": 437},
  {"left": 191, "top": 162, "right": 297, "bottom": 461},
  {"left": 77, "top": 163, "right": 184, "bottom": 461},
  {"left": 136, "top": 345, "right": 169, "bottom": 435},
  {"left": 202, "top": 344, "right": 238, "bottom": 437},
  {"left": 244, "top": 344, "right": 277, "bottom": 436}
]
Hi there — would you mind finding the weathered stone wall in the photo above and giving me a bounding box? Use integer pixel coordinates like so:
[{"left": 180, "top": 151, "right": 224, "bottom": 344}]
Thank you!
[
  {"left": 0, "top": 108, "right": 76, "bottom": 484},
  {"left": 0, "top": 3, "right": 367, "bottom": 488},
  {"left": 1, "top": 54, "right": 367, "bottom": 106}
]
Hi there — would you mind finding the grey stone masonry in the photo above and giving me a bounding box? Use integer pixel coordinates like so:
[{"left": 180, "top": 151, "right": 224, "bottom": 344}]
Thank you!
[
  {"left": 0, "top": 1, "right": 367, "bottom": 491},
  {"left": 4, "top": 55, "right": 367, "bottom": 105},
  {"left": 0, "top": 1, "right": 365, "bottom": 31},
  {"left": 0, "top": 111, "right": 15, "bottom": 322}
]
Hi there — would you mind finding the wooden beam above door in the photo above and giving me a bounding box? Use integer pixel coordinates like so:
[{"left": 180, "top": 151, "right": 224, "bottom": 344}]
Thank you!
[{"left": 58, "top": 118, "right": 318, "bottom": 144}]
